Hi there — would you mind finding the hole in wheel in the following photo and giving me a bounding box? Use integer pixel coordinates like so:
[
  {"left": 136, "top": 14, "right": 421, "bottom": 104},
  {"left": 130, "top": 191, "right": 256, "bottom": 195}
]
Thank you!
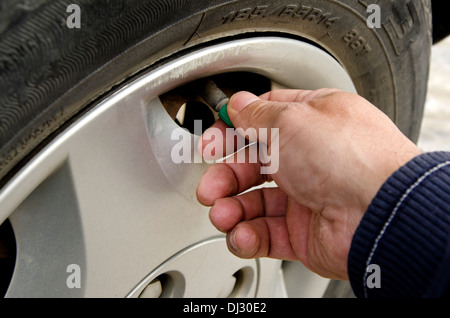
[
  {"left": 175, "top": 101, "right": 215, "bottom": 135},
  {"left": 138, "top": 271, "right": 185, "bottom": 298},
  {"left": 160, "top": 72, "right": 272, "bottom": 128},
  {"left": 0, "top": 220, "right": 16, "bottom": 297},
  {"left": 227, "top": 267, "right": 254, "bottom": 298}
]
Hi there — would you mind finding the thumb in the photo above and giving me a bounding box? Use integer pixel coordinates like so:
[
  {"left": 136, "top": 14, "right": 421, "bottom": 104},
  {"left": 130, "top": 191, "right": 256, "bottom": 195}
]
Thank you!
[{"left": 227, "top": 91, "right": 287, "bottom": 143}]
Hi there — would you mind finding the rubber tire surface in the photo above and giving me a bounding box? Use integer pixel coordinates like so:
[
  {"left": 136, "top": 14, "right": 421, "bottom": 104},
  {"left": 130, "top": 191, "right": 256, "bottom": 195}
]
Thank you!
[{"left": 0, "top": 0, "right": 432, "bottom": 183}]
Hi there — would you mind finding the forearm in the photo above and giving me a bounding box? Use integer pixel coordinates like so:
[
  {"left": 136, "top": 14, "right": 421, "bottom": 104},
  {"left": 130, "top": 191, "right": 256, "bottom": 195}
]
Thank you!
[{"left": 348, "top": 152, "right": 450, "bottom": 298}]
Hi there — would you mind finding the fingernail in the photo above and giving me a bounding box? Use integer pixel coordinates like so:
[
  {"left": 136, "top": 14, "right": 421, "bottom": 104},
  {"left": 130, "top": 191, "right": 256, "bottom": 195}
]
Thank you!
[
  {"left": 230, "top": 92, "right": 260, "bottom": 112},
  {"left": 228, "top": 227, "right": 239, "bottom": 253}
]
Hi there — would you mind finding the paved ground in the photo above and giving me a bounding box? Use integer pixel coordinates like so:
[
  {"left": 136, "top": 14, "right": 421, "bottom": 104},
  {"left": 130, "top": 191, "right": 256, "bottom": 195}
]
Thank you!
[{"left": 417, "top": 36, "right": 450, "bottom": 152}]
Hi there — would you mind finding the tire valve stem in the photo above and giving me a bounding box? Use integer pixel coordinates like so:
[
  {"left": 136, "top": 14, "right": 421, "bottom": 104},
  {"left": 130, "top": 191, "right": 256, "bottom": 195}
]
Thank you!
[{"left": 199, "top": 79, "right": 234, "bottom": 128}]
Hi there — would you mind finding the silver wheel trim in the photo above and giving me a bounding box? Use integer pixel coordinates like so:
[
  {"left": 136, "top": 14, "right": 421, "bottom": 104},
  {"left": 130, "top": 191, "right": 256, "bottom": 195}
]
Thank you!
[{"left": 0, "top": 37, "right": 356, "bottom": 297}]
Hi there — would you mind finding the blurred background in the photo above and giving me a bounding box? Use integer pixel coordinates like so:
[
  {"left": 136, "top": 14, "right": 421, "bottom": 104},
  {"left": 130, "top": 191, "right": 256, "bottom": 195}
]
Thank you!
[{"left": 417, "top": 35, "right": 450, "bottom": 152}]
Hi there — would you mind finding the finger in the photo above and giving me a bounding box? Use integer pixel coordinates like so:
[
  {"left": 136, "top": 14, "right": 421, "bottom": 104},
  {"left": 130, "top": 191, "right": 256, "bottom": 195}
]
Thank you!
[
  {"left": 226, "top": 91, "right": 290, "bottom": 144},
  {"left": 197, "top": 119, "right": 248, "bottom": 161},
  {"left": 209, "top": 187, "right": 288, "bottom": 232},
  {"left": 226, "top": 89, "right": 344, "bottom": 144},
  {"left": 196, "top": 144, "right": 266, "bottom": 206},
  {"left": 227, "top": 217, "right": 298, "bottom": 260},
  {"left": 226, "top": 199, "right": 313, "bottom": 261},
  {"left": 285, "top": 200, "right": 313, "bottom": 268},
  {"left": 199, "top": 90, "right": 327, "bottom": 163}
]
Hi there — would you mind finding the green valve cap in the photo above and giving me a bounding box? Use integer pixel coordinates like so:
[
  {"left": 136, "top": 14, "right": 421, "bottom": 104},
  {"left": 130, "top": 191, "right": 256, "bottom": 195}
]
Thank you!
[{"left": 218, "top": 104, "right": 234, "bottom": 128}]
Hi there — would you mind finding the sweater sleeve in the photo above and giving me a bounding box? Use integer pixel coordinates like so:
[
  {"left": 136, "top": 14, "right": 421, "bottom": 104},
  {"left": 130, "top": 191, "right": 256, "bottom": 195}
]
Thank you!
[{"left": 348, "top": 152, "right": 450, "bottom": 298}]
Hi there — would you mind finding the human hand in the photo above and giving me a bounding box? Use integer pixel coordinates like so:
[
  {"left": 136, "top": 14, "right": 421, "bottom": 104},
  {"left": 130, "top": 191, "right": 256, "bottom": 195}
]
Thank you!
[{"left": 196, "top": 88, "right": 422, "bottom": 280}]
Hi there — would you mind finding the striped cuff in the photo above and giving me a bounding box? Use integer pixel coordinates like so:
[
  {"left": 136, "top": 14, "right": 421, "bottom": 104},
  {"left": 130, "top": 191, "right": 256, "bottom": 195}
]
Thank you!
[{"left": 348, "top": 152, "right": 450, "bottom": 298}]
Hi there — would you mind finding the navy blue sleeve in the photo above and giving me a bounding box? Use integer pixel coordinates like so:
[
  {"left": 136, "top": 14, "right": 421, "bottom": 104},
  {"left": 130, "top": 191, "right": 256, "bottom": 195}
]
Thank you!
[{"left": 348, "top": 152, "right": 450, "bottom": 298}]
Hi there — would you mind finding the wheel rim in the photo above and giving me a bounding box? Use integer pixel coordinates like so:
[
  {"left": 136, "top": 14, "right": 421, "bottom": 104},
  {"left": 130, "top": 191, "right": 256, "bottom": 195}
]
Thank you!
[{"left": 0, "top": 36, "right": 356, "bottom": 297}]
